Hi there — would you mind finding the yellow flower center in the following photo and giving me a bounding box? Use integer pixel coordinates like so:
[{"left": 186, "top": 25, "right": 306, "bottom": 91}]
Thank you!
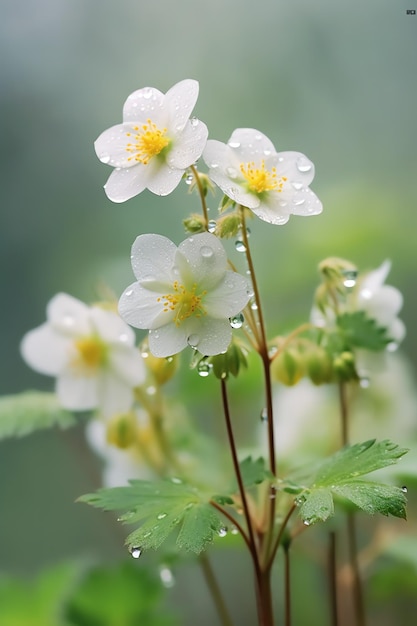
[
  {"left": 157, "top": 281, "right": 207, "bottom": 326},
  {"left": 74, "top": 336, "right": 107, "bottom": 369},
  {"left": 126, "top": 119, "right": 170, "bottom": 165},
  {"left": 240, "top": 160, "right": 287, "bottom": 194}
]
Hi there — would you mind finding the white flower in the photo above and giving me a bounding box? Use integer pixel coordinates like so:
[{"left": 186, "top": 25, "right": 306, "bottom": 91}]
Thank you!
[
  {"left": 95, "top": 79, "right": 208, "bottom": 202},
  {"left": 354, "top": 260, "right": 405, "bottom": 346},
  {"left": 118, "top": 232, "right": 251, "bottom": 357},
  {"left": 21, "top": 293, "right": 145, "bottom": 415},
  {"left": 203, "top": 128, "right": 322, "bottom": 225}
]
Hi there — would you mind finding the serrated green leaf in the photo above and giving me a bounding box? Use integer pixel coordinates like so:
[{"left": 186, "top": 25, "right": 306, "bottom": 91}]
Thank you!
[
  {"left": 336, "top": 311, "right": 390, "bottom": 350},
  {"left": 0, "top": 392, "right": 76, "bottom": 440},
  {"left": 299, "top": 488, "right": 334, "bottom": 525},
  {"left": 312, "top": 440, "right": 408, "bottom": 486},
  {"left": 79, "top": 478, "right": 223, "bottom": 554},
  {"left": 332, "top": 481, "right": 407, "bottom": 518},
  {"left": 239, "top": 456, "right": 272, "bottom": 488}
]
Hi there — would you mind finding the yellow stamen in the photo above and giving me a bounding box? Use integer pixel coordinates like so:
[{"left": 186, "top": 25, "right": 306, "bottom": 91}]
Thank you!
[
  {"left": 74, "top": 336, "right": 107, "bottom": 369},
  {"left": 240, "top": 160, "right": 287, "bottom": 194},
  {"left": 126, "top": 119, "right": 170, "bottom": 165},
  {"left": 157, "top": 281, "right": 207, "bottom": 326}
]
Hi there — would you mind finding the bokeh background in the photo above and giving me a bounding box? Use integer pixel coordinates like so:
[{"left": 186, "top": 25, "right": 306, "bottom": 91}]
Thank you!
[{"left": 1, "top": 0, "right": 416, "bottom": 624}]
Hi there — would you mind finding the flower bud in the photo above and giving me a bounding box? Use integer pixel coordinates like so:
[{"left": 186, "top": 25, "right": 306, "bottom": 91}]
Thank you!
[
  {"left": 145, "top": 351, "right": 179, "bottom": 385},
  {"left": 209, "top": 341, "right": 248, "bottom": 380},
  {"left": 216, "top": 213, "right": 241, "bottom": 239},
  {"left": 106, "top": 412, "right": 137, "bottom": 449},
  {"left": 183, "top": 213, "right": 206, "bottom": 234},
  {"left": 271, "top": 347, "right": 305, "bottom": 386},
  {"left": 305, "top": 345, "right": 334, "bottom": 385},
  {"left": 333, "top": 351, "right": 357, "bottom": 382}
]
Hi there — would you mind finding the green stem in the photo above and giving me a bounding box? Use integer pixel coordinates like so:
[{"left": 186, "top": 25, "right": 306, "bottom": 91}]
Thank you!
[
  {"left": 266, "top": 502, "right": 297, "bottom": 571},
  {"left": 199, "top": 554, "right": 235, "bottom": 626},
  {"left": 328, "top": 531, "right": 339, "bottom": 626},
  {"left": 284, "top": 543, "right": 292, "bottom": 626}
]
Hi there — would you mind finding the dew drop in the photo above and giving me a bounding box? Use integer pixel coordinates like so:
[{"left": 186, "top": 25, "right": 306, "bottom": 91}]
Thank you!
[
  {"left": 185, "top": 174, "right": 194, "bottom": 185},
  {"left": 228, "top": 141, "right": 241, "bottom": 148},
  {"left": 260, "top": 407, "right": 268, "bottom": 422},
  {"left": 235, "top": 240, "right": 246, "bottom": 252},
  {"left": 226, "top": 167, "right": 238, "bottom": 179},
  {"left": 387, "top": 341, "right": 399, "bottom": 352},
  {"left": 119, "top": 333, "right": 129, "bottom": 343},
  {"left": 159, "top": 565, "right": 175, "bottom": 588},
  {"left": 62, "top": 314, "right": 75, "bottom": 327},
  {"left": 359, "top": 377, "right": 370, "bottom": 389},
  {"left": 201, "top": 245, "right": 214, "bottom": 258},
  {"left": 218, "top": 526, "right": 228, "bottom": 538},
  {"left": 342, "top": 269, "right": 358, "bottom": 288},
  {"left": 166, "top": 356, "right": 174, "bottom": 363},
  {"left": 251, "top": 301, "right": 258, "bottom": 311},
  {"left": 401, "top": 485, "right": 408, "bottom": 493},
  {"left": 187, "top": 333, "right": 200, "bottom": 347},
  {"left": 231, "top": 526, "right": 239, "bottom": 535},
  {"left": 171, "top": 477, "right": 182, "bottom": 484},
  {"left": 157, "top": 512, "right": 167, "bottom": 520},
  {"left": 303, "top": 519, "right": 311, "bottom": 526},
  {"left": 130, "top": 546, "right": 142, "bottom": 559},
  {"left": 291, "top": 181, "right": 303, "bottom": 191},
  {"left": 208, "top": 219, "right": 216, "bottom": 233},
  {"left": 230, "top": 313, "right": 244, "bottom": 329},
  {"left": 143, "top": 87, "right": 153, "bottom": 99},
  {"left": 190, "top": 117, "right": 199, "bottom": 127},
  {"left": 141, "top": 350, "right": 149, "bottom": 358},
  {"left": 296, "top": 157, "right": 312, "bottom": 173},
  {"left": 124, "top": 289, "right": 133, "bottom": 297},
  {"left": 197, "top": 360, "right": 212, "bottom": 377},
  {"left": 100, "top": 154, "right": 111, "bottom": 164}
]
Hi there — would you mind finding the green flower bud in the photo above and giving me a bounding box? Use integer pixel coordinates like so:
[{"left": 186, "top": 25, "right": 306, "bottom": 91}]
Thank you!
[
  {"left": 183, "top": 213, "right": 206, "bottom": 233},
  {"left": 106, "top": 412, "right": 137, "bottom": 449},
  {"left": 209, "top": 341, "right": 248, "bottom": 380},
  {"left": 333, "top": 351, "right": 357, "bottom": 382},
  {"left": 216, "top": 213, "right": 241, "bottom": 239},
  {"left": 145, "top": 352, "right": 179, "bottom": 386},
  {"left": 305, "top": 345, "right": 334, "bottom": 385},
  {"left": 271, "top": 347, "right": 305, "bottom": 386}
]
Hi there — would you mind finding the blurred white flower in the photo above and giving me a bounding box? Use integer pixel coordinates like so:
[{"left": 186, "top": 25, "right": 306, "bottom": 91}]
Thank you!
[
  {"left": 203, "top": 128, "right": 322, "bottom": 225},
  {"left": 118, "top": 232, "right": 250, "bottom": 357},
  {"left": 95, "top": 79, "right": 208, "bottom": 202},
  {"left": 354, "top": 260, "right": 406, "bottom": 346},
  {"left": 21, "top": 293, "right": 145, "bottom": 415}
]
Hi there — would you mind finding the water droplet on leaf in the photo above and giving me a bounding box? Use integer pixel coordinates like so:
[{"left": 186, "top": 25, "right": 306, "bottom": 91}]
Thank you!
[
  {"left": 157, "top": 512, "right": 167, "bottom": 519},
  {"left": 218, "top": 526, "right": 228, "bottom": 538},
  {"left": 130, "top": 546, "right": 142, "bottom": 559},
  {"left": 401, "top": 485, "right": 408, "bottom": 493}
]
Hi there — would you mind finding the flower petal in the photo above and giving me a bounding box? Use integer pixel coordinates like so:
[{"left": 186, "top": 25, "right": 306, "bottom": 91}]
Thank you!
[
  {"left": 148, "top": 323, "right": 189, "bottom": 357},
  {"left": 274, "top": 151, "right": 315, "bottom": 187},
  {"left": 119, "top": 282, "right": 170, "bottom": 330},
  {"left": 146, "top": 163, "right": 184, "bottom": 195},
  {"left": 94, "top": 124, "right": 139, "bottom": 169},
  {"left": 20, "top": 324, "right": 69, "bottom": 376},
  {"left": 122, "top": 86, "right": 165, "bottom": 122},
  {"left": 108, "top": 346, "right": 146, "bottom": 387},
  {"left": 165, "top": 79, "right": 199, "bottom": 133},
  {"left": 177, "top": 232, "right": 228, "bottom": 289},
  {"left": 204, "top": 271, "right": 250, "bottom": 318},
  {"left": 47, "top": 293, "right": 91, "bottom": 336},
  {"left": 130, "top": 233, "right": 177, "bottom": 281},
  {"left": 103, "top": 165, "right": 153, "bottom": 203},
  {"left": 97, "top": 370, "right": 136, "bottom": 417},
  {"left": 56, "top": 371, "right": 99, "bottom": 411},
  {"left": 167, "top": 119, "right": 208, "bottom": 169},
  {"left": 193, "top": 318, "right": 233, "bottom": 356},
  {"left": 90, "top": 307, "right": 136, "bottom": 345},
  {"left": 228, "top": 128, "right": 277, "bottom": 161}
]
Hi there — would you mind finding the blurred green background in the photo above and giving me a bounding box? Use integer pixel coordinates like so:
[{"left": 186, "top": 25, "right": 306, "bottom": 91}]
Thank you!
[{"left": 1, "top": 0, "right": 416, "bottom": 624}]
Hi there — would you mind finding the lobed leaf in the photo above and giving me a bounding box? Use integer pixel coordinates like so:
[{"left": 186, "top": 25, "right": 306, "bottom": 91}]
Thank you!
[{"left": 336, "top": 311, "right": 390, "bottom": 351}]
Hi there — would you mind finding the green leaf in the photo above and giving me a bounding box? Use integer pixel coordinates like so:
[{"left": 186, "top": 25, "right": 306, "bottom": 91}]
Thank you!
[
  {"left": 239, "top": 456, "right": 272, "bottom": 488},
  {"left": 336, "top": 311, "right": 390, "bottom": 350},
  {"left": 288, "top": 440, "right": 408, "bottom": 526},
  {"left": 0, "top": 562, "right": 79, "bottom": 626},
  {"left": 312, "top": 440, "right": 408, "bottom": 486},
  {"left": 67, "top": 562, "right": 177, "bottom": 626},
  {"left": 79, "top": 478, "right": 223, "bottom": 554},
  {"left": 0, "top": 391, "right": 76, "bottom": 440}
]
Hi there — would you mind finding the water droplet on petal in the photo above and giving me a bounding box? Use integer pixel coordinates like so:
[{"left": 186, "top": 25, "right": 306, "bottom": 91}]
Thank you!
[
  {"left": 230, "top": 313, "right": 244, "bottom": 329},
  {"left": 100, "top": 154, "right": 111, "bottom": 164},
  {"left": 226, "top": 167, "right": 238, "bottom": 179},
  {"left": 291, "top": 181, "right": 303, "bottom": 191},
  {"left": 130, "top": 546, "right": 142, "bottom": 558},
  {"left": 235, "top": 240, "right": 246, "bottom": 252},
  {"left": 190, "top": 117, "right": 199, "bottom": 127},
  {"left": 143, "top": 87, "right": 153, "bottom": 99},
  {"left": 228, "top": 141, "right": 241, "bottom": 148},
  {"left": 125, "top": 289, "right": 133, "bottom": 297},
  {"left": 296, "top": 157, "right": 312, "bottom": 173},
  {"left": 218, "top": 526, "right": 228, "bottom": 538},
  {"left": 188, "top": 334, "right": 200, "bottom": 348},
  {"left": 201, "top": 245, "right": 213, "bottom": 258}
]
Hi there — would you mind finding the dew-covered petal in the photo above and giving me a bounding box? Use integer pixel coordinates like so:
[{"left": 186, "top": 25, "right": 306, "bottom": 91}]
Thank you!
[
  {"left": 119, "top": 281, "right": 170, "bottom": 330},
  {"left": 250, "top": 202, "right": 290, "bottom": 225},
  {"left": 164, "top": 79, "right": 199, "bottom": 134},
  {"left": 167, "top": 118, "right": 208, "bottom": 169},
  {"left": 20, "top": 324, "right": 70, "bottom": 376},
  {"left": 90, "top": 307, "right": 136, "bottom": 345},
  {"left": 130, "top": 233, "right": 177, "bottom": 282},
  {"left": 148, "top": 323, "right": 189, "bottom": 357},
  {"left": 146, "top": 162, "right": 184, "bottom": 195},
  {"left": 177, "top": 232, "right": 228, "bottom": 289},
  {"left": 204, "top": 271, "right": 250, "bottom": 318},
  {"left": 94, "top": 124, "right": 139, "bottom": 169},
  {"left": 273, "top": 151, "right": 315, "bottom": 187},
  {"left": 193, "top": 318, "right": 233, "bottom": 356},
  {"left": 104, "top": 165, "right": 153, "bottom": 203},
  {"left": 361, "top": 285, "right": 404, "bottom": 325},
  {"left": 285, "top": 187, "right": 323, "bottom": 216},
  {"left": 228, "top": 128, "right": 277, "bottom": 161},
  {"left": 203, "top": 139, "right": 236, "bottom": 170},
  {"left": 47, "top": 293, "right": 91, "bottom": 336},
  {"left": 56, "top": 371, "right": 99, "bottom": 411},
  {"left": 123, "top": 86, "right": 165, "bottom": 122},
  {"left": 108, "top": 345, "right": 146, "bottom": 387}
]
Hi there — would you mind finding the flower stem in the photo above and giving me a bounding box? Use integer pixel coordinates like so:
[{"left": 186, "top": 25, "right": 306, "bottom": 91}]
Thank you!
[
  {"left": 199, "top": 553, "right": 235, "bottom": 626},
  {"left": 284, "top": 543, "right": 292, "bottom": 626},
  {"left": 190, "top": 164, "right": 209, "bottom": 227},
  {"left": 328, "top": 531, "right": 339, "bottom": 626}
]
